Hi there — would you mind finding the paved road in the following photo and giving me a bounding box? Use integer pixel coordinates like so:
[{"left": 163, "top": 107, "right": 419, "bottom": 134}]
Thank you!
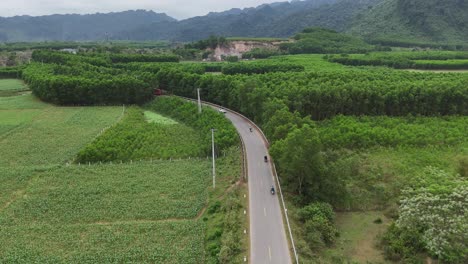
[{"left": 223, "top": 111, "right": 292, "bottom": 264}]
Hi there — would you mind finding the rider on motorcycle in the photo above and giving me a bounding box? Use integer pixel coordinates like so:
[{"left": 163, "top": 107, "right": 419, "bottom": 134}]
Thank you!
[{"left": 270, "top": 185, "right": 275, "bottom": 194}]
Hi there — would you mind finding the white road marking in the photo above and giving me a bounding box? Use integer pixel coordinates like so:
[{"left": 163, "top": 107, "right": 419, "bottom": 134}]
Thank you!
[
  {"left": 269, "top": 246, "right": 272, "bottom": 261},
  {"left": 264, "top": 207, "right": 267, "bottom": 216}
]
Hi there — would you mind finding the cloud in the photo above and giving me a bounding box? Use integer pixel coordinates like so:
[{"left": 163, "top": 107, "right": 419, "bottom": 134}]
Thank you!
[{"left": 0, "top": 0, "right": 285, "bottom": 19}]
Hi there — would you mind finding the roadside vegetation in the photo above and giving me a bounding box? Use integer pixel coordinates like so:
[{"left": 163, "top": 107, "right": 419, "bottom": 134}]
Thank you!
[{"left": 1, "top": 43, "right": 467, "bottom": 263}]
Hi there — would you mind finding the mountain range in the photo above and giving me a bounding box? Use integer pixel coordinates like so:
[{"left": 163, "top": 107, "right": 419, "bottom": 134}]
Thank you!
[{"left": 0, "top": 0, "right": 466, "bottom": 45}]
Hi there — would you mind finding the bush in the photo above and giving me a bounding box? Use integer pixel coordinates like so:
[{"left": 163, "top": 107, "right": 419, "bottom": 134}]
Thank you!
[{"left": 298, "top": 202, "right": 338, "bottom": 249}]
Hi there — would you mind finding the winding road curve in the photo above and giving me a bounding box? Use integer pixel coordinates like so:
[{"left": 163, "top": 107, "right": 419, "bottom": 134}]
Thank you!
[
  {"left": 224, "top": 110, "right": 292, "bottom": 264},
  {"left": 192, "top": 98, "right": 293, "bottom": 264}
]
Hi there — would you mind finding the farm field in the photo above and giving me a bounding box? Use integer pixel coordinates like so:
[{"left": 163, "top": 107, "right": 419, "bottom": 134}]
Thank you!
[
  {"left": 0, "top": 79, "right": 247, "bottom": 263},
  {"left": 0, "top": 97, "right": 123, "bottom": 166}
]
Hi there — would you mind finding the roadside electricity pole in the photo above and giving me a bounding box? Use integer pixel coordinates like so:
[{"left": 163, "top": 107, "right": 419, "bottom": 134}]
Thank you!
[
  {"left": 197, "top": 88, "right": 202, "bottom": 114},
  {"left": 211, "top": 128, "right": 216, "bottom": 188}
]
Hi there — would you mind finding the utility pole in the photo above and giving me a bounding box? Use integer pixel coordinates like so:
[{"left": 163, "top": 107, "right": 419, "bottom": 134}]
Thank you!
[
  {"left": 197, "top": 88, "right": 202, "bottom": 114},
  {"left": 211, "top": 128, "right": 216, "bottom": 188}
]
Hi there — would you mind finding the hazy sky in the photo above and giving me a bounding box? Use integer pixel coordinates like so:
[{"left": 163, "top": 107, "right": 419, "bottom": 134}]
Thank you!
[{"left": 0, "top": 0, "right": 286, "bottom": 19}]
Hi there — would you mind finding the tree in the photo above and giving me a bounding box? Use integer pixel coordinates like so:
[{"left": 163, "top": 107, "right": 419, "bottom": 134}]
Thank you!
[{"left": 270, "top": 124, "right": 324, "bottom": 199}]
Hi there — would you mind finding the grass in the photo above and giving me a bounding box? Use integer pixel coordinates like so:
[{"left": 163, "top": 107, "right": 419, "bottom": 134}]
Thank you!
[
  {"left": 0, "top": 79, "right": 29, "bottom": 97},
  {"left": 0, "top": 94, "right": 48, "bottom": 110},
  {"left": 0, "top": 106, "right": 122, "bottom": 166},
  {"left": 144, "top": 110, "right": 179, "bottom": 125},
  {"left": 0, "top": 79, "right": 27, "bottom": 91},
  {"left": 322, "top": 211, "right": 391, "bottom": 263}
]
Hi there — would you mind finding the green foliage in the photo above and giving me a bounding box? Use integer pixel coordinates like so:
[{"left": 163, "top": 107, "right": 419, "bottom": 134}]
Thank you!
[
  {"left": 185, "top": 36, "right": 228, "bottom": 50},
  {"left": 298, "top": 202, "right": 338, "bottom": 248},
  {"left": 329, "top": 51, "right": 468, "bottom": 69},
  {"left": 76, "top": 107, "right": 204, "bottom": 163},
  {"left": 224, "top": 56, "right": 239, "bottom": 63},
  {"left": 109, "top": 53, "right": 179, "bottom": 63},
  {"left": 146, "top": 97, "right": 239, "bottom": 155},
  {"left": 22, "top": 62, "right": 153, "bottom": 105},
  {"left": 350, "top": 0, "right": 468, "bottom": 45},
  {"left": 380, "top": 168, "right": 468, "bottom": 263},
  {"left": 32, "top": 50, "right": 111, "bottom": 66},
  {"left": 0, "top": 66, "right": 23, "bottom": 79},
  {"left": 242, "top": 48, "right": 284, "bottom": 59},
  {"left": 318, "top": 115, "right": 468, "bottom": 149},
  {"left": 221, "top": 61, "right": 304, "bottom": 75},
  {"left": 270, "top": 125, "right": 326, "bottom": 199},
  {"left": 281, "top": 27, "right": 376, "bottom": 54},
  {"left": 157, "top": 60, "right": 468, "bottom": 120}
]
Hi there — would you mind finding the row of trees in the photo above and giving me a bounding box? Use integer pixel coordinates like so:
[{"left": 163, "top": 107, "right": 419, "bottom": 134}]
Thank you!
[
  {"left": 153, "top": 67, "right": 468, "bottom": 120},
  {"left": 22, "top": 63, "right": 153, "bottom": 105},
  {"left": 0, "top": 66, "right": 23, "bottom": 78},
  {"left": 221, "top": 62, "right": 304, "bottom": 75},
  {"left": 329, "top": 51, "right": 468, "bottom": 69}
]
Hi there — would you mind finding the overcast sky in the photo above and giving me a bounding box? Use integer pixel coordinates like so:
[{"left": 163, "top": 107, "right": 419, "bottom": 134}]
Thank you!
[{"left": 0, "top": 0, "right": 287, "bottom": 19}]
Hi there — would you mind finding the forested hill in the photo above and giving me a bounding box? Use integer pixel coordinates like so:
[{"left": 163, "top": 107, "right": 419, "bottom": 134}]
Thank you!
[
  {"left": 116, "top": 0, "right": 379, "bottom": 41},
  {"left": 0, "top": 0, "right": 467, "bottom": 44},
  {"left": 0, "top": 10, "right": 175, "bottom": 42},
  {"left": 349, "top": 0, "right": 468, "bottom": 45}
]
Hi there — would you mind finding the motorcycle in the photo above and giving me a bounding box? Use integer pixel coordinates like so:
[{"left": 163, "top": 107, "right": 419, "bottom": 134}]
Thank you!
[
  {"left": 264, "top": 156, "right": 268, "bottom": 162},
  {"left": 270, "top": 186, "right": 275, "bottom": 195}
]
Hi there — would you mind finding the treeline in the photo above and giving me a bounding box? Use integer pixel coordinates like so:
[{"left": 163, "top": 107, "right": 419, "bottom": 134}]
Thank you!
[
  {"left": 184, "top": 35, "right": 228, "bottom": 50},
  {"left": 154, "top": 67, "right": 468, "bottom": 120},
  {"left": 329, "top": 51, "right": 468, "bottom": 69},
  {"left": 109, "top": 54, "right": 179, "bottom": 63},
  {"left": 0, "top": 66, "right": 23, "bottom": 78},
  {"left": 413, "top": 59, "right": 468, "bottom": 70},
  {"left": 369, "top": 38, "right": 468, "bottom": 51},
  {"left": 221, "top": 62, "right": 304, "bottom": 75},
  {"left": 22, "top": 63, "right": 153, "bottom": 105},
  {"left": 32, "top": 50, "right": 110, "bottom": 66},
  {"left": 242, "top": 48, "right": 284, "bottom": 59},
  {"left": 318, "top": 115, "right": 468, "bottom": 149}
]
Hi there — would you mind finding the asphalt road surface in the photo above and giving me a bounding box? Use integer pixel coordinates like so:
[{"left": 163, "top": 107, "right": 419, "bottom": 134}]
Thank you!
[{"left": 223, "top": 111, "right": 292, "bottom": 264}]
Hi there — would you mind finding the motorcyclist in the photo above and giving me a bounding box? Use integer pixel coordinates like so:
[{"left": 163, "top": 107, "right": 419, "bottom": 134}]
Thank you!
[
  {"left": 270, "top": 185, "right": 275, "bottom": 195},
  {"left": 249, "top": 127, "right": 253, "bottom": 132},
  {"left": 264, "top": 155, "right": 268, "bottom": 162}
]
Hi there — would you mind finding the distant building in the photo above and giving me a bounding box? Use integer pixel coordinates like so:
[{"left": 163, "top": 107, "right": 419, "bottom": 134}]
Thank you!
[{"left": 60, "top": 49, "right": 78, "bottom": 54}]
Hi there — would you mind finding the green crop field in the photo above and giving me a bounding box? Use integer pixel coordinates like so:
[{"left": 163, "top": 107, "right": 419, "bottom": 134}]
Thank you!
[
  {"left": 1, "top": 81, "right": 247, "bottom": 263},
  {"left": 0, "top": 104, "right": 123, "bottom": 166},
  {"left": 0, "top": 161, "right": 210, "bottom": 226},
  {"left": 0, "top": 220, "right": 205, "bottom": 263}
]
